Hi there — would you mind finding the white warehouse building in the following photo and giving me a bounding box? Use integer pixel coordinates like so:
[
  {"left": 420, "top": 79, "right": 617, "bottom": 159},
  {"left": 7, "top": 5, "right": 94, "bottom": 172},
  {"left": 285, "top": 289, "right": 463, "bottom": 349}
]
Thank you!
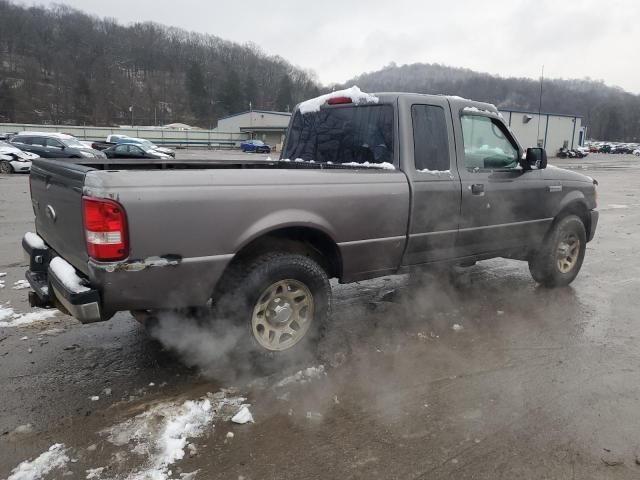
[
  {"left": 215, "top": 107, "right": 584, "bottom": 158},
  {"left": 499, "top": 108, "right": 585, "bottom": 156},
  {"left": 215, "top": 110, "right": 291, "bottom": 150}
]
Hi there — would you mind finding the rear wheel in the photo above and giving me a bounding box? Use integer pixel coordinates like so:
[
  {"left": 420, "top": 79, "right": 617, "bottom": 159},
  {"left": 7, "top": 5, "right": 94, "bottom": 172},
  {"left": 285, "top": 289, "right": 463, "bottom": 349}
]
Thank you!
[
  {"left": 212, "top": 252, "right": 331, "bottom": 367},
  {"left": 0, "top": 160, "right": 13, "bottom": 174},
  {"left": 528, "top": 215, "right": 586, "bottom": 287}
]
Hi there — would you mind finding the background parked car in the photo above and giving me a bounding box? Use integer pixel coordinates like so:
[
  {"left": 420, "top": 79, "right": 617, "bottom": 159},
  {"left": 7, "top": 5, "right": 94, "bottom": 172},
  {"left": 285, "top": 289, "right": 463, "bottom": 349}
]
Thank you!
[
  {"left": 240, "top": 139, "right": 271, "bottom": 153},
  {"left": 103, "top": 143, "right": 173, "bottom": 159},
  {"left": 93, "top": 135, "right": 175, "bottom": 157},
  {"left": 118, "top": 137, "right": 175, "bottom": 157},
  {"left": 10, "top": 132, "right": 106, "bottom": 159},
  {"left": 0, "top": 140, "right": 39, "bottom": 173},
  {"left": 634, "top": 149, "right": 640, "bottom": 156}
]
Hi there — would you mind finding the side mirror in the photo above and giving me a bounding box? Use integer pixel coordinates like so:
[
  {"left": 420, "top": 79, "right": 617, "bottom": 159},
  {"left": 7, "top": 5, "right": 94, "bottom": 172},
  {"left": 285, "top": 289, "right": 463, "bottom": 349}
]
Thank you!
[{"left": 524, "top": 147, "right": 547, "bottom": 170}]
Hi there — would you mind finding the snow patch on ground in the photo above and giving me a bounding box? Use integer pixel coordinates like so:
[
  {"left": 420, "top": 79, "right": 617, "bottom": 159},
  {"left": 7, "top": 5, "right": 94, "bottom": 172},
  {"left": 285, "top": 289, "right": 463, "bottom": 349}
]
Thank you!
[
  {"left": 85, "top": 466, "right": 105, "bottom": 479},
  {"left": 231, "top": 406, "right": 254, "bottom": 424},
  {"left": 275, "top": 365, "right": 326, "bottom": 388},
  {"left": 608, "top": 204, "right": 628, "bottom": 209},
  {"left": 0, "top": 304, "right": 57, "bottom": 327},
  {"left": 7, "top": 443, "right": 69, "bottom": 480},
  {"left": 298, "top": 86, "right": 379, "bottom": 114},
  {"left": 103, "top": 392, "right": 246, "bottom": 480},
  {"left": 12, "top": 280, "right": 30, "bottom": 290}
]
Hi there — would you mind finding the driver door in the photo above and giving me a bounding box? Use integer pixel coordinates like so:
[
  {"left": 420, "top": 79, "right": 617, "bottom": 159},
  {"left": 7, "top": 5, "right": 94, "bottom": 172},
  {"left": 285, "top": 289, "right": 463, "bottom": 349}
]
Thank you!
[
  {"left": 112, "top": 145, "right": 129, "bottom": 158},
  {"left": 454, "top": 113, "right": 551, "bottom": 256},
  {"left": 128, "top": 145, "right": 146, "bottom": 158},
  {"left": 45, "top": 138, "right": 66, "bottom": 158}
]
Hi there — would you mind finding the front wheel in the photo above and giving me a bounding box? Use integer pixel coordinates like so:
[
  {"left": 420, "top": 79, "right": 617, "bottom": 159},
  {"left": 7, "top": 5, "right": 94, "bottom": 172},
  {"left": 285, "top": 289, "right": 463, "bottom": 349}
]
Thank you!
[
  {"left": 212, "top": 252, "right": 332, "bottom": 365},
  {"left": 528, "top": 215, "right": 586, "bottom": 287},
  {"left": 0, "top": 160, "right": 13, "bottom": 174}
]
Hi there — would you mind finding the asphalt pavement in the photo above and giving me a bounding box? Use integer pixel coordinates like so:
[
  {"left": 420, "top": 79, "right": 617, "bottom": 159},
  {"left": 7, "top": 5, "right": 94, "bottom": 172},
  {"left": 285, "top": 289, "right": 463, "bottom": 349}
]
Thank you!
[{"left": 1, "top": 153, "right": 640, "bottom": 479}]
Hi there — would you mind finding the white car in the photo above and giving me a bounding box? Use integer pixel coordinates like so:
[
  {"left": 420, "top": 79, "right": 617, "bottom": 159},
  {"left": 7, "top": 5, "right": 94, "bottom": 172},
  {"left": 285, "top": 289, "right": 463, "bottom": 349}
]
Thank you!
[{"left": 0, "top": 140, "right": 39, "bottom": 174}]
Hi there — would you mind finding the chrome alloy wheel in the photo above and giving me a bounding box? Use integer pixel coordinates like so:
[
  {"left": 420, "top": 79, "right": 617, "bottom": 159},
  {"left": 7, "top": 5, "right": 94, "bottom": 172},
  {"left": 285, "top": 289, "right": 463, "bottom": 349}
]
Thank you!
[{"left": 251, "top": 279, "right": 314, "bottom": 351}]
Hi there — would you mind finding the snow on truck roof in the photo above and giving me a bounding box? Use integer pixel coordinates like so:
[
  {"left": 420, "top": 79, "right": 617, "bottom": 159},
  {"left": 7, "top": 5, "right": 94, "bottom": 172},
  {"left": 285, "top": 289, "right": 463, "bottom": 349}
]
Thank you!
[
  {"left": 297, "top": 87, "right": 499, "bottom": 115},
  {"left": 298, "top": 86, "right": 379, "bottom": 114}
]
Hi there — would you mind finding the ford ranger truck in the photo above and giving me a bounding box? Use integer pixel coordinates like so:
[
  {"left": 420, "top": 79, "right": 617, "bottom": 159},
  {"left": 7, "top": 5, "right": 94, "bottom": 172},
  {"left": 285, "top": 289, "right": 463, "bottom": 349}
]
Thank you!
[{"left": 23, "top": 90, "right": 598, "bottom": 361}]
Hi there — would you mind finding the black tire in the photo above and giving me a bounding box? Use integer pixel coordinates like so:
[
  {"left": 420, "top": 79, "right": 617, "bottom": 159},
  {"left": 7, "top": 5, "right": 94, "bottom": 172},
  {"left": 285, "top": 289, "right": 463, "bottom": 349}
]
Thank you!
[
  {"left": 528, "top": 215, "right": 586, "bottom": 288},
  {"left": 211, "top": 252, "right": 332, "bottom": 368},
  {"left": 0, "top": 160, "right": 13, "bottom": 174}
]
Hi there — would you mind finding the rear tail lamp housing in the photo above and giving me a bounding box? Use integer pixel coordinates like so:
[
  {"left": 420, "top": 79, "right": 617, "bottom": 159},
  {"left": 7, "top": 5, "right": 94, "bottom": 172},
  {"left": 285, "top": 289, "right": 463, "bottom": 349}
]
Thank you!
[{"left": 82, "top": 196, "right": 129, "bottom": 261}]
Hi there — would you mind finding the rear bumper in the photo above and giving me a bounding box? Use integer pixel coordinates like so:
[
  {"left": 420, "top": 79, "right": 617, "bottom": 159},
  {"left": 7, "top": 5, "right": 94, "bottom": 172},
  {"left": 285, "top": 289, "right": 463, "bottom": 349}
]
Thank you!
[
  {"left": 23, "top": 232, "right": 105, "bottom": 323},
  {"left": 588, "top": 210, "right": 599, "bottom": 242}
]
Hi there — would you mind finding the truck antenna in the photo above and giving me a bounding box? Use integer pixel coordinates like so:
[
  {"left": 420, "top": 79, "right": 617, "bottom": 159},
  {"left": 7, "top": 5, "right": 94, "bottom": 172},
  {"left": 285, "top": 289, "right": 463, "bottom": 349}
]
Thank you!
[{"left": 536, "top": 65, "right": 544, "bottom": 145}]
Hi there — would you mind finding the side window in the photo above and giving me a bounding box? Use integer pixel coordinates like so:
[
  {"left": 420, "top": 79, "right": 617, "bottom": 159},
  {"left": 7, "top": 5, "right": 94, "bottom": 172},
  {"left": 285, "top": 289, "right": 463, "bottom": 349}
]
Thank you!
[
  {"left": 46, "top": 138, "right": 63, "bottom": 148},
  {"left": 12, "top": 136, "right": 28, "bottom": 144},
  {"left": 32, "top": 137, "right": 46, "bottom": 146},
  {"left": 114, "top": 145, "right": 128, "bottom": 153},
  {"left": 460, "top": 115, "right": 519, "bottom": 170},
  {"left": 130, "top": 146, "right": 143, "bottom": 155},
  {"left": 412, "top": 105, "right": 450, "bottom": 171}
]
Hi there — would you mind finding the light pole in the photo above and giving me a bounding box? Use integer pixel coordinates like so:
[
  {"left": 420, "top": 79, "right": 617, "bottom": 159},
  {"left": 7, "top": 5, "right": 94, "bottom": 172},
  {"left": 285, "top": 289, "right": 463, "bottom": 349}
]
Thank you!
[{"left": 129, "top": 105, "right": 134, "bottom": 127}]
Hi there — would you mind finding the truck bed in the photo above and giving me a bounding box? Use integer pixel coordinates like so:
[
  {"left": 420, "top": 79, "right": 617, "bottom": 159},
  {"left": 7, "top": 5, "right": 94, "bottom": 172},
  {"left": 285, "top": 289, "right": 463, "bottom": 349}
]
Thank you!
[
  {"left": 60, "top": 157, "right": 387, "bottom": 171},
  {"left": 28, "top": 157, "right": 410, "bottom": 315}
]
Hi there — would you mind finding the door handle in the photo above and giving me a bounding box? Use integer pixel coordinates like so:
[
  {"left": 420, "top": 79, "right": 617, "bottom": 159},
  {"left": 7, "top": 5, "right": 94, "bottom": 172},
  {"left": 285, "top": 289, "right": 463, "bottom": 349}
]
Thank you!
[{"left": 471, "top": 184, "right": 485, "bottom": 195}]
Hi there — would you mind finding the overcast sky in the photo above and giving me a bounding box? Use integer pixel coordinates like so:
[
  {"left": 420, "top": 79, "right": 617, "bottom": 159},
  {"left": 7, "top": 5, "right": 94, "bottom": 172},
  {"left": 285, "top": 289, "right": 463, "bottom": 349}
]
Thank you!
[{"left": 26, "top": 0, "right": 640, "bottom": 93}]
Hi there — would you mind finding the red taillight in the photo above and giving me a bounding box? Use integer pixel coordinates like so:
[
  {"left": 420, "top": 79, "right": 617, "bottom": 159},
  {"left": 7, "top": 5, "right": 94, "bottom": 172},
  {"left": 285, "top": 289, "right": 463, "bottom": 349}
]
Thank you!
[
  {"left": 82, "top": 196, "right": 128, "bottom": 261},
  {"left": 327, "top": 96, "right": 352, "bottom": 105}
]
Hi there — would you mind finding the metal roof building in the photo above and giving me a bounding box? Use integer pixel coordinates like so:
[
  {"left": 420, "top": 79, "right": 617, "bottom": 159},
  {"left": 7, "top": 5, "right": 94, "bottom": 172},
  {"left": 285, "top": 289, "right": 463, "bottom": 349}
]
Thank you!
[
  {"left": 215, "top": 110, "right": 291, "bottom": 150},
  {"left": 499, "top": 108, "right": 585, "bottom": 156}
]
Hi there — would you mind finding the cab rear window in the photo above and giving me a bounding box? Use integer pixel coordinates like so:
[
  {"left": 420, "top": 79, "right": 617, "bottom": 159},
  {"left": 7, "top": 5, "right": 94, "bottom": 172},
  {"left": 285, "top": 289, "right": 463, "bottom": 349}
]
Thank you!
[{"left": 283, "top": 105, "right": 394, "bottom": 166}]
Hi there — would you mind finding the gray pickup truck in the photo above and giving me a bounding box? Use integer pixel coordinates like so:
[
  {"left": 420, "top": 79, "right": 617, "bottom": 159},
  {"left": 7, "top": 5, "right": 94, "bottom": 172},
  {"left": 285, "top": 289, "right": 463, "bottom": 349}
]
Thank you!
[{"left": 23, "top": 91, "right": 598, "bottom": 359}]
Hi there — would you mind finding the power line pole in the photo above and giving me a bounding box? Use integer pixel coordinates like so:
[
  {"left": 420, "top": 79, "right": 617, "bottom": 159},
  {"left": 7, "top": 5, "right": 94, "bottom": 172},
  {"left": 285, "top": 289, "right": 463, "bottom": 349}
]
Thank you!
[{"left": 536, "top": 65, "right": 544, "bottom": 145}]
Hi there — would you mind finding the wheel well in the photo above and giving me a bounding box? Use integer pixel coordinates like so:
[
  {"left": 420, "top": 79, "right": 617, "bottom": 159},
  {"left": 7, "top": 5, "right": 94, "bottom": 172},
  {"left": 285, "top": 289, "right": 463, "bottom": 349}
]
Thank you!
[
  {"left": 231, "top": 227, "right": 342, "bottom": 280},
  {"left": 555, "top": 201, "right": 591, "bottom": 238}
]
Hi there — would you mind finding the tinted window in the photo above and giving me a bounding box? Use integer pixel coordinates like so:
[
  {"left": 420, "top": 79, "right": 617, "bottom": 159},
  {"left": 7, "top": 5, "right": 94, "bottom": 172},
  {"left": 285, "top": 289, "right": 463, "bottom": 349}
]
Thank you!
[
  {"left": 461, "top": 115, "right": 518, "bottom": 170},
  {"left": 114, "top": 145, "right": 128, "bottom": 153},
  {"left": 60, "top": 137, "right": 83, "bottom": 148},
  {"left": 412, "top": 105, "right": 450, "bottom": 171},
  {"left": 12, "top": 136, "right": 29, "bottom": 144},
  {"left": 46, "top": 138, "right": 63, "bottom": 148},
  {"left": 283, "top": 105, "right": 394, "bottom": 165},
  {"left": 31, "top": 137, "right": 46, "bottom": 146}
]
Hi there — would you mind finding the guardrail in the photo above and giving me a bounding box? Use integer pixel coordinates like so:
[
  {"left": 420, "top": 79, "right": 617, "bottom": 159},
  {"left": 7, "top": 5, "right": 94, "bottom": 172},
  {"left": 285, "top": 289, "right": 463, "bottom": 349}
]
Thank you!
[{"left": 0, "top": 123, "right": 248, "bottom": 148}]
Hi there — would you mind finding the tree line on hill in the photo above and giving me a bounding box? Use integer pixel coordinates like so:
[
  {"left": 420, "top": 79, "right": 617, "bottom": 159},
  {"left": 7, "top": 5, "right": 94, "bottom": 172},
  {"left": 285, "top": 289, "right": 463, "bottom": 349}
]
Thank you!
[
  {"left": 0, "top": 0, "right": 319, "bottom": 128},
  {"left": 340, "top": 62, "right": 640, "bottom": 142},
  {"left": 1, "top": 0, "right": 639, "bottom": 142}
]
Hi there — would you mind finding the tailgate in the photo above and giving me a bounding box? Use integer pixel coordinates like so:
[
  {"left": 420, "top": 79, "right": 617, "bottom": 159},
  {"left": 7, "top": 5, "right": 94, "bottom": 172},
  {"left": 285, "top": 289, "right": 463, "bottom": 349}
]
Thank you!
[{"left": 30, "top": 159, "right": 95, "bottom": 275}]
